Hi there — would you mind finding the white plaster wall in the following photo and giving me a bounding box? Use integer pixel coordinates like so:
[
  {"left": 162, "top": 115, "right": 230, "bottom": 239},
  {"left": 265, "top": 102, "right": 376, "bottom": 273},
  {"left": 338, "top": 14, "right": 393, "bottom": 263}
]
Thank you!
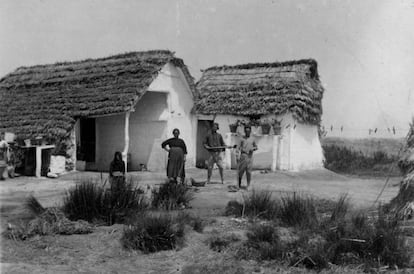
[
  {"left": 214, "top": 113, "right": 294, "bottom": 170},
  {"left": 96, "top": 92, "right": 168, "bottom": 171},
  {"left": 95, "top": 62, "right": 195, "bottom": 172},
  {"left": 289, "top": 122, "right": 324, "bottom": 170},
  {"left": 147, "top": 63, "right": 196, "bottom": 168}
]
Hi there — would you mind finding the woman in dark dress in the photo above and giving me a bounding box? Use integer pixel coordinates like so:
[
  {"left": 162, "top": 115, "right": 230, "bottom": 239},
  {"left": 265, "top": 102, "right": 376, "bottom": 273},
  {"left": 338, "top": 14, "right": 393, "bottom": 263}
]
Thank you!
[
  {"left": 161, "top": 128, "right": 187, "bottom": 183},
  {"left": 109, "top": 151, "right": 125, "bottom": 190}
]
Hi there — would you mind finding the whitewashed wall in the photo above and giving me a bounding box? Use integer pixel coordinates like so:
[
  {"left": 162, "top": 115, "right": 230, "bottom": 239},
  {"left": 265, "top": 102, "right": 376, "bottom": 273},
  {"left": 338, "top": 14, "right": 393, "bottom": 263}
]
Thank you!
[
  {"left": 147, "top": 63, "right": 196, "bottom": 169},
  {"left": 213, "top": 113, "right": 323, "bottom": 171},
  {"left": 289, "top": 122, "right": 324, "bottom": 170},
  {"left": 94, "top": 62, "right": 196, "bottom": 172}
]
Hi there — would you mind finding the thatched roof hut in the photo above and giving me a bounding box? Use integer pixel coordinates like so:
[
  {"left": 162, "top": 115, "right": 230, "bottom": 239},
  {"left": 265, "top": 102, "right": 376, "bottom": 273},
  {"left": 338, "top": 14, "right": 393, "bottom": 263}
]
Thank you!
[
  {"left": 194, "top": 59, "right": 324, "bottom": 125},
  {"left": 0, "top": 50, "right": 196, "bottom": 141}
]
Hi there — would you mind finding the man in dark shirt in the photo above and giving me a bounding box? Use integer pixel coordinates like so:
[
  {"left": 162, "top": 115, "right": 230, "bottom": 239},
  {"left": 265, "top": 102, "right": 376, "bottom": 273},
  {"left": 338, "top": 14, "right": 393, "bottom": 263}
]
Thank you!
[{"left": 203, "top": 123, "right": 226, "bottom": 184}]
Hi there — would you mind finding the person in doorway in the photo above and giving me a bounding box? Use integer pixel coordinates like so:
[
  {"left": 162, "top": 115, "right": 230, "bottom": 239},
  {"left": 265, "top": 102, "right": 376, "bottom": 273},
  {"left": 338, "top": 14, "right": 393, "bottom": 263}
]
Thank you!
[
  {"left": 203, "top": 123, "right": 227, "bottom": 184},
  {"left": 161, "top": 128, "right": 187, "bottom": 183},
  {"left": 237, "top": 125, "right": 258, "bottom": 190},
  {"left": 109, "top": 151, "right": 126, "bottom": 190},
  {"left": 0, "top": 133, "right": 9, "bottom": 180}
]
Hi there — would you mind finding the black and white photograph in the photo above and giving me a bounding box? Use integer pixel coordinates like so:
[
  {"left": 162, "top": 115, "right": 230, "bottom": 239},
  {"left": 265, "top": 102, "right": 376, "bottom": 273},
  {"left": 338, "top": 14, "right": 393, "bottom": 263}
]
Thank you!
[{"left": 0, "top": 0, "right": 413, "bottom": 273}]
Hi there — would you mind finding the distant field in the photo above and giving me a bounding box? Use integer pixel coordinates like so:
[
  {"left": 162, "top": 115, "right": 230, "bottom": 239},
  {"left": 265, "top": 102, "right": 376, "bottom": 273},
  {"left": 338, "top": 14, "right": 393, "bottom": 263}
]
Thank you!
[{"left": 321, "top": 137, "right": 405, "bottom": 157}]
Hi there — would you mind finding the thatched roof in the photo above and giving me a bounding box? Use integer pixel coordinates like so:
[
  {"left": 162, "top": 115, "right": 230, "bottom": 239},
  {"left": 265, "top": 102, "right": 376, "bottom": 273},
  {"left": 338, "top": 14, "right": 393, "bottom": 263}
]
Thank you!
[
  {"left": 0, "top": 50, "right": 195, "bottom": 140},
  {"left": 194, "top": 59, "right": 324, "bottom": 125}
]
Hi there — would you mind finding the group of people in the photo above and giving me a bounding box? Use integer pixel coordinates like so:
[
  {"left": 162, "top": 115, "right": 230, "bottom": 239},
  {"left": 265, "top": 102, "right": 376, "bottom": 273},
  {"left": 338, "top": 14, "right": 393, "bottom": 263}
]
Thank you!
[
  {"left": 161, "top": 123, "right": 257, "bottom": 190},
  {"left": 108, "top": 122, "right": 257, "bottom": 189}
]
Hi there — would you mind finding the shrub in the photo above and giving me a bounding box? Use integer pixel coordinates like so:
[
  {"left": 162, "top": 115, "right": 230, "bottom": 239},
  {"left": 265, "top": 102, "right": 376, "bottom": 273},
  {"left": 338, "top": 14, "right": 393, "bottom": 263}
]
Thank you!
[
  {"left": 322, "top": 144, "right": 398, "bottom": 176},
  {"left": 25, "top": 195, "right": 46, "bottom": 216},
  {"left": 62, "top": 177, "right": 147, "bottom": 225},
  {"left": 175, "top": 212, "right": 205, "bottom": 233},
  {"left": 224, "top": 200, "right": 244, "bottom": 216},
  {"left": 4, "top": 206, "right": 93, "bottom": 240},
  {"left": 151, "top": 181, "right": 194, "bottom": 210},
  {"left": 324, "top": 210, "right": 410, "bottom": 268},
  {"left": 287, "top": 233, "right": 330, "bottom": 270},
  {"left": 182, "top": 259, "right": 246, "bottom": 274},
  {"left": 62, "top": 180, "right": 104, "bottom": 223},
  {"left": 237, "top": 223, "right": 283, "bottom": 261},
  {"left": 121, "top": 213, "right": 185, "bottom": 253},
  {"left": 208, "top": 232, "right": 240, "bottom": 252},
  {"left": 225, "top": 190, "right": 279, "bottom": 220},
  {"left": 330, "top": 194, "right": 350, "bottom": 222},
  {"left": 279, "top": 192, "right": 318, "bottom": 228}
]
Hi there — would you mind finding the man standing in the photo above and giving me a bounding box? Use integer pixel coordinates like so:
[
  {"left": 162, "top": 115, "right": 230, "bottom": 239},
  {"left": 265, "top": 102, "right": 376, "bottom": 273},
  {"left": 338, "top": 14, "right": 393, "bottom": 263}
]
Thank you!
[
  {"left": 237, "top": 125, "right": 258, "bottom": 190},
  {"left": 204, "top": 123, "right": 226, "bottom": 184}
]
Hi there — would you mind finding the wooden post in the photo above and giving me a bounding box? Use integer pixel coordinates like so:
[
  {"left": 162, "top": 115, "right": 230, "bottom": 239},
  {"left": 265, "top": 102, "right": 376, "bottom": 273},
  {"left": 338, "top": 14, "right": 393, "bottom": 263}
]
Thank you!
[
  {"left": 35, "top": 146, "right": 42, "bottom": 177},
  {"left": 122, "top": 112, "right": 130, "bottom": 172}
]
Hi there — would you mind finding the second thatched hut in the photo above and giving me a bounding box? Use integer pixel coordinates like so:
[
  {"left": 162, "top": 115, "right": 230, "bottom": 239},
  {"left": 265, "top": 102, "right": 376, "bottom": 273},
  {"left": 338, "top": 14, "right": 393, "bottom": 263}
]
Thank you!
[{"left": 194, "top": 59, "right": 325, "bottom": 171}]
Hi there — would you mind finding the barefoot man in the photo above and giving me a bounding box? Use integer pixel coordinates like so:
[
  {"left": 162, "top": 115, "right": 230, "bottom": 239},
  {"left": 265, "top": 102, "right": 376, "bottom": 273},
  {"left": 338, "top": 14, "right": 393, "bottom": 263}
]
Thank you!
[
  {"left": 237, "top": 125, "right": 257, "bottom": 190},
  {"left": 203, "top": 123, "right": 227, "bottom": 184}
]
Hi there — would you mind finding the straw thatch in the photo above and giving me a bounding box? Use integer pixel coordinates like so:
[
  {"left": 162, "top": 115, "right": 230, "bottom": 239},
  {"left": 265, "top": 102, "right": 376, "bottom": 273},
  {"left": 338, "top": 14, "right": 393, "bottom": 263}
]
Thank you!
[
  {"left": 0, "top": 50, "right": 195, "bottom": 141},
  {"left": 194, "top": 59, "right": 324, "bottom": 124},
  {"left": 388, "top": 118, "right": 414, "bottom": 220}
]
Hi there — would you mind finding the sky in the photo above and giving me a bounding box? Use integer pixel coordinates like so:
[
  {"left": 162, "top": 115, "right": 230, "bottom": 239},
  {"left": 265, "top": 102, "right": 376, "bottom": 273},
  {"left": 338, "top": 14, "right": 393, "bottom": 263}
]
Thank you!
[{"left": 0, "top": 0, "right": 413, "bottom": 138}]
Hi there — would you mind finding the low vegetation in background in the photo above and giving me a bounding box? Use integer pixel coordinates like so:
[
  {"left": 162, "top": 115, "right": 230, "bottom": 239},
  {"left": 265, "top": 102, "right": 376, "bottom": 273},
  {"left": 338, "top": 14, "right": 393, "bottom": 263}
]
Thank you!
[
  {"left": 151, "top": 181, "right": 194, "bottom": 210},
  {"left": 62, "top": 177, "right": 147, "bottom": 225},
  {"left": 223, "top": 191, "right": 411, "bottom": 270},
  {"left": 322, "top": 144, "right": 400, "bottom": 176}
]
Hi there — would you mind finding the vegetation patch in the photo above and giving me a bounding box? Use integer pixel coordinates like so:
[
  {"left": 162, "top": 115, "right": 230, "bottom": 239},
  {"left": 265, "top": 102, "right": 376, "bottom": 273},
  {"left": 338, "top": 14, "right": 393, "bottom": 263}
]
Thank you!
[
  {"left": 225, "top": 190, "right": 279, "bottom": 220},
  {"left": 225, "top": 192, "right": 411, "bottom": 270},
  {"left": 279, "top": 192, "right": 318, "bottom": 228},
  {"left": 151, "top": 181, "right": 194, "bottom": 210},
  {"left": 323, "top": 144, "right": 399, "bottom": 176},
  {"left": 62, "top": 177, "right": 147, "bottom": 225},
  {"left": 4, "top": 197, "right": 92, "bottom": 240},
  {"left": 121, "top": 212, "right": 185, "bottom": 253},
  {"left": 208, "top": 232, "right": 241, "bottom": 252}
]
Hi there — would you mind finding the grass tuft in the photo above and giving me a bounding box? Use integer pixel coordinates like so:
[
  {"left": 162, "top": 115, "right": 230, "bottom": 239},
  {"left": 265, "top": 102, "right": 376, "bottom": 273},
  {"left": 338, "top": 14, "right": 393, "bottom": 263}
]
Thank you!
[
  {"left": 279, "top": 192, "right": 318, "bottom": 228},
  {"left": 151, "top": 181, "right": 194, "bottom": 210},
  {"left": 225, "top": 190, "right": 279, "bottom": 220},
  {"left": 24, "top": 195, "right": 45, "bottom": 216},
  {"left": 121, "top": 213, "right": 185, "bottom": 253},
  {"left": 62, "top": 177, "right": 147, "bottom": 225},
  {"left": 330, "top": 194, "right": 350, "bottom": 222}
]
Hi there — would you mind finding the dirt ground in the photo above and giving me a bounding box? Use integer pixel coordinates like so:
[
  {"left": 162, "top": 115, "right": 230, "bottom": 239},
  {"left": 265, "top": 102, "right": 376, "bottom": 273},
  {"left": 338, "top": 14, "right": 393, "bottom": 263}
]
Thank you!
[{"left": 0, "top": 168, "right": 408, "bottom": 273}]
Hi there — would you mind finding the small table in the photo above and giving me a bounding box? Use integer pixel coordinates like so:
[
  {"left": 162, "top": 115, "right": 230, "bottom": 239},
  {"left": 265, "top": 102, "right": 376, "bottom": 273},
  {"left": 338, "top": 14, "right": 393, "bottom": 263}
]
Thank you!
[{"left": 21, "top": 145, "right": 55, "bottom": 177}]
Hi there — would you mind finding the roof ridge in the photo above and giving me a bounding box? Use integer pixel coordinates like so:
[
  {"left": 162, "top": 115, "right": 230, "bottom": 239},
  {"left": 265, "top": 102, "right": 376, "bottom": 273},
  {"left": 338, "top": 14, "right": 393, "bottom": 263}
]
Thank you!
[
  {"left": 13, "top": 50, "right": 175, "bottom": 72},
  {"left": 202, "top": 59, "right": 317, "bottom": 72}
]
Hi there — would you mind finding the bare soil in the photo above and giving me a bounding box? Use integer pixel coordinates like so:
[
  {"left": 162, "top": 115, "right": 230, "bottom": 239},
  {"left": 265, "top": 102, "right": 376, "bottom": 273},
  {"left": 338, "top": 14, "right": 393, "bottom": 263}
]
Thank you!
[{"left": 0, "top": 168, "right": 410, "bottom": 273}]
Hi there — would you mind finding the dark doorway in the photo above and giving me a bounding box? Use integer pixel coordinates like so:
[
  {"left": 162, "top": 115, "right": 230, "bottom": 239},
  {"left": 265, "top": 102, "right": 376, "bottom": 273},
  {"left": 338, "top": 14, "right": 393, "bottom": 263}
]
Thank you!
[
  {"left": 79, "top": 118, "right": 96, "bottom": 163},
  {"left": 196, "top": 120, "right": 213, "bottom": 168}
]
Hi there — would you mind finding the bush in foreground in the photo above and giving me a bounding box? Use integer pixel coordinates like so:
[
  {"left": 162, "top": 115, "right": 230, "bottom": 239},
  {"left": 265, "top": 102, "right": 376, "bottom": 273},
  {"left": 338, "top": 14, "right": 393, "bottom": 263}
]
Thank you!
[
  {"left": 151, "top": 181, "right": 194, "bottom": 210},
  {"left": 62, "top": 177, "right": 147, "bottom": 225},
  {"left": 236, "top": 223, "right": 284, "bottom": 261},
  {"left": 226, "top": 192, "right": 411, "bottom": 271},
  {"left": 121, "top": 213, "right": 185, "bottom": 253},
  {"left": 225, "top": 190, "right": 279, "bottom": 220},
  {"left": 279, "top": 192, "right": 318, "bottom": 228},
  {"left": 325, "top": 210, "right": 410, "bottom": 268},
  {"left": 5, "top": 197, "right": 92, "bottom": 240}
]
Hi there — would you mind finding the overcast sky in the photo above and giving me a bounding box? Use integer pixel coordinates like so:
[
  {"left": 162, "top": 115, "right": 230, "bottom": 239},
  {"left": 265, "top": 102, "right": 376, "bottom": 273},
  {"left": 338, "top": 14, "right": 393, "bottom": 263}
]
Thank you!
[{"left": 1, "top": 0, "right": 413, "bottom": 138}]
